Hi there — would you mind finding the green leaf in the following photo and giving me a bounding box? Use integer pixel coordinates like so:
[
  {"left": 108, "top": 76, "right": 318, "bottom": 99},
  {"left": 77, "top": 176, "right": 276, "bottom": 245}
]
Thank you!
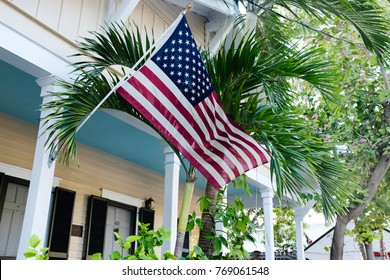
[
  {"left": 23, "top": 249, "right": 36, "bottom": 258},
  {"left": 163, "top": 251, "right": 176, "bottom": 260},
  {"left": 193, "top": 245, "right": 203, "bottom": 255},
  {"left": 113, "top": 231, "right": 122, "bottom": 241},
  {"left": 195, "top": 218, "right": 204, "bottom": 229},
  {"left": 123, "top": 241, "right": 131, "bottom": 250},
  {"left": 219, "top": 236, "right": 228, "bottom": 248},
  {"left": 199, "top": 196, "right": 211, "bottom": 211},
  {"left": 91, "top": 253, "right": 103, "bottom": 260},
  {"left": 36, "top": 255, "right": 46, "bottom": 260},
  {"left": 324, "top": 246, "right": 330, "bottom": 252},
  {"left": 239, "top": 220, "right": 247, "bottom": 232},
  {"left": 28, "top": 234, "right": 41, "bottom": 248},
  {"left": 109, "top": 251, "right": 121, "bottom": 260},
  {"left": 40, "top": 247, "right": 49, "bottom": 253},
  {"left": 161, "top": 230, "right": 171, "bottom": 241},
  {"left": 125, "top": 235, "right": 141, "bottom": 243},
  {"left": 214, "top": 237, "right": 221, "bottom": 254},
  {"left": 186, "top": 219, "right": 195, "bottom": 231}
]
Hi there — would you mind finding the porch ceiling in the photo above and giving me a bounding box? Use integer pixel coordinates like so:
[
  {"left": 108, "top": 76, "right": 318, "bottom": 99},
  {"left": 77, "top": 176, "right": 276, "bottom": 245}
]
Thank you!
[{"left": 0, "top": 59, "right": 171, "bottom": 181}]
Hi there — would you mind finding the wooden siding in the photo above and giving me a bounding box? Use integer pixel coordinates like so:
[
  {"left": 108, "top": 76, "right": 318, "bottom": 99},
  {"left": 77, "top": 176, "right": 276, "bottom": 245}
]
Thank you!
[
  {"left": 136, "top": 0, "right": 206, "bottom": 47},
  {"left": 8, "top": 0, "right": 206, "bottom": 46},
  {"left": 0, "top": 112, "right": 203, "bottom": 259},
  {"left": 8, "top": 0, "right": 108, "bottom": 42}
]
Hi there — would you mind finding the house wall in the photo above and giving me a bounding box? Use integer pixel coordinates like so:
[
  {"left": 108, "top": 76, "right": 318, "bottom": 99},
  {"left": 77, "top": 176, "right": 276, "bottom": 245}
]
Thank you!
[
  {"left": 7, "top": 0, "right": 206, "bottom": 46},
  {"left": 8, "top": 0, "right": 108, "bottom": 41},
  {"left": 0, "top": 112, "right": 204, "bottom": 259}
]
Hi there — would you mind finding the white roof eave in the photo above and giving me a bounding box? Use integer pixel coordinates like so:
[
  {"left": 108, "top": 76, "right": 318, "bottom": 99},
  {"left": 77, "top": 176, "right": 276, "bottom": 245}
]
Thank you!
[{"left": 163, "top": 0, "right": 240, "bottom": 18}]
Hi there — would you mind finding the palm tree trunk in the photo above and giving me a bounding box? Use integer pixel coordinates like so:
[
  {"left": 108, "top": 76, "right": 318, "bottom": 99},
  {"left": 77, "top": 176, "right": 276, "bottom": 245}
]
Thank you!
[
  {"left": 174, "top": 179, "right": 195, "bottom": 258},
  {"left": 198, "top": 181, "right": 219, "bottom": 258}
]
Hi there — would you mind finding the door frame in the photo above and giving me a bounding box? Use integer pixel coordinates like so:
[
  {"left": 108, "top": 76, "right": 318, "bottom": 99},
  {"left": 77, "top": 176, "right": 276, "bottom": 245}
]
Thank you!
[{"left": 85, "top": 195, "right": 138, "bottom": 259}]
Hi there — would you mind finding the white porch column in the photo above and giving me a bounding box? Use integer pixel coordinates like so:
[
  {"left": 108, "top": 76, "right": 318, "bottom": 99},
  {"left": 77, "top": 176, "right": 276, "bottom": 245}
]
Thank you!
[
  {"left": 16, "top": 75, "right": 58, "bottom": 259},
  {"left": 294, "top": 200, "right": 316, "bottom": 260},
  {"left": 161, "top": 145, "right": 180, "bottom": 254},
  {"left": 295, "top": 213, "right": 305, "bottom": 260},
  {"left": 261, "top": 188, "right": 275, "bottom": 260}
]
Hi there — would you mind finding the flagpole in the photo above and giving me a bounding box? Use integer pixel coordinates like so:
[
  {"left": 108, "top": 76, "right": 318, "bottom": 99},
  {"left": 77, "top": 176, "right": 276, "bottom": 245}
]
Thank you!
[{"left": 76, "top": 5, "right": 192, "bottom": 133}]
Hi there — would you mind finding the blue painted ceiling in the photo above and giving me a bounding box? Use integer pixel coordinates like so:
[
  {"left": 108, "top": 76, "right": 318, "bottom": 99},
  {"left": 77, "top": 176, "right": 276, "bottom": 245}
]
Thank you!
[{"left": 0, "top": 60, "right": 168, "bottom": 180}]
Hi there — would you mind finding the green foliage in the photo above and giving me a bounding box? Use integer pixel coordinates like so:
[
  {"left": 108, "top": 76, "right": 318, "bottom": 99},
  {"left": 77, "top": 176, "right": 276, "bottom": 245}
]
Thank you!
[
  {"left": 215, "top": 195, "right": 255, "bottom": 260},
  {"left": 73, "top": 21, "right": 154, "bottom": 77},
  {"left": 182, "top": 246, "right": 208, "bottom": 260},
  {"left": 23, "top": 234, "right": 49, "bottom": 260},
  {"left": 245, "top": 0, "right": 390, "bottom": 65},
  {"left": 91, "top": 222, "right": 172, "bottom": 260},
  {"left": 191, "top": 184, "right": 257, "bottom": 260},
  {"left": 203, "top": 21, "right": 355, "bottom": 220},
  {"left": 350, "top": 179, "right": 390, "bottom": 245},
  {"left": 272, "top": 207, "right": 298, "bottom": 250}
]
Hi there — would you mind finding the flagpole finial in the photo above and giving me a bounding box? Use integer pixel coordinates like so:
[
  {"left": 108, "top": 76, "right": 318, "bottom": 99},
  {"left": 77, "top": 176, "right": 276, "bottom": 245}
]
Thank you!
[{"left": 184, "top": 3, "right": 193, "bottom": 14}]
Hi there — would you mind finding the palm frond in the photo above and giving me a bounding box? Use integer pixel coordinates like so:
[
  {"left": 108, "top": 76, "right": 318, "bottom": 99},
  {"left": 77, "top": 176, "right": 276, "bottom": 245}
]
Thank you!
[
  {"left": 72, "top": 21, "right": 154, "bottom": 76},
  {"left": 204, "top": 32, "right": 340, "bottom": 113},
  {"left": 236, "top": 103, "right": 353, "bottom": 218}
]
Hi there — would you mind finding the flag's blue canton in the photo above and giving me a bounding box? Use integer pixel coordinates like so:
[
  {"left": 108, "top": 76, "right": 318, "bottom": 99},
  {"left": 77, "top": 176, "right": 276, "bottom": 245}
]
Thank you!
[{"left": 151, "top": 17, "right": 214, "bottom": 106}]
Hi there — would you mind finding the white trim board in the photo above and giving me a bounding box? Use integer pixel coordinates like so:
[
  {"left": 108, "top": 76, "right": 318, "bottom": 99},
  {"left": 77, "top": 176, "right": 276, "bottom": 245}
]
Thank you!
[
  {"left": 101, "top": 188, "right": 144, "bottom": 208},
  {"left": 0, "top": 162, "right": 61, "bottom": 186}
]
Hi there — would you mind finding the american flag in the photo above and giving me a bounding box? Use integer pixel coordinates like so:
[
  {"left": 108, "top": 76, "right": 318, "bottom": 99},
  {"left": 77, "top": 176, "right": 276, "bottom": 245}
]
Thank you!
[{"left": 117, "top": 14, "right": 270, "bottom": 189}]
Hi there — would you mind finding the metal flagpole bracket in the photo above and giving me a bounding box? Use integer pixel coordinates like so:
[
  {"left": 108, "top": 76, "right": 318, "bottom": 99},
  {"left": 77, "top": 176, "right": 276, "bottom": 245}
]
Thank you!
[{"left": 184, "top": 3, "right": 193, "bottom": 14}]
